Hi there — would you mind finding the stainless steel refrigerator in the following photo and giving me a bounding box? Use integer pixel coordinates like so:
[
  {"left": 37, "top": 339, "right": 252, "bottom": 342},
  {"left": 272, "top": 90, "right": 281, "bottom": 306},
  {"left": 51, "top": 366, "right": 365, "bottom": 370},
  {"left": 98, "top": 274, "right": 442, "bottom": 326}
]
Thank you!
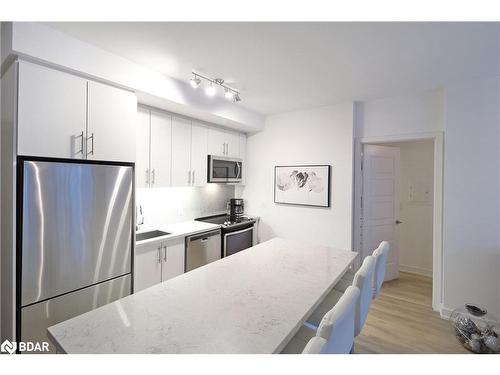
[{"left": 17, "top": 157, "right": 134, "bottom": 352}]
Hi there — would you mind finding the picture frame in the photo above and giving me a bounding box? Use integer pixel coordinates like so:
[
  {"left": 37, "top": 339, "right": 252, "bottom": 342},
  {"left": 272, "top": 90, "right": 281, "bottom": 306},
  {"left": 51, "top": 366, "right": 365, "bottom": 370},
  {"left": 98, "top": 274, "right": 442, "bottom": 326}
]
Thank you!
[{"left": 274, "top": 165, "right": 331, "bottom": 207}]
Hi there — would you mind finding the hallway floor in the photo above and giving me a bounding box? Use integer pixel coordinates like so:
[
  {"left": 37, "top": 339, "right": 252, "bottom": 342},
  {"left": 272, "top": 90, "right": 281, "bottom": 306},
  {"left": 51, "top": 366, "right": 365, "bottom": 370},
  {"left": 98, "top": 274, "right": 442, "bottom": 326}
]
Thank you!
[{"left": 355, "top": 272, "right": 468, "bottom": 354}]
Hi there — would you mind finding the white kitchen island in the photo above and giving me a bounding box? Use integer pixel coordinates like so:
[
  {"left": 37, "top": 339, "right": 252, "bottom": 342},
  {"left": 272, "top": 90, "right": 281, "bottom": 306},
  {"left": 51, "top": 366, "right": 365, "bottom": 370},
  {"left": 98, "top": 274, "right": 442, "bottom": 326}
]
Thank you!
[{"left": 47, "top": 238, "right": 357, "bottom": 354}]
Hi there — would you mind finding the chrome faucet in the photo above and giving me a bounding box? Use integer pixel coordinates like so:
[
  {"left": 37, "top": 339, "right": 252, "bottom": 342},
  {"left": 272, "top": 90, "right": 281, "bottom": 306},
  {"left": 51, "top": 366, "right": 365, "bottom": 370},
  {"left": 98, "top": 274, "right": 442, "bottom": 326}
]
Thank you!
[{"left": 136, "top": 205, "right": 145, "bottom": 231}]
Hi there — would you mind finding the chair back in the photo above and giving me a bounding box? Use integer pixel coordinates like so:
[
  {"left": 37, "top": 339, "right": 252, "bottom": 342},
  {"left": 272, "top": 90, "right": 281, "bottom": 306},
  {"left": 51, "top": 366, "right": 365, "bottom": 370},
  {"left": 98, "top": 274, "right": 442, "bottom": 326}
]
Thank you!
[
  {"left": 372, "top": 241, "right": 390, "bottom": 297},
  {"left": 302, "top": 337, "right": 327, "bottom": 354},
  {"left": 352, "top": 255, "right": 376, "bottom": 336},
  {"left": 316, "top": 286, "right": 360, "bottom": 354}
]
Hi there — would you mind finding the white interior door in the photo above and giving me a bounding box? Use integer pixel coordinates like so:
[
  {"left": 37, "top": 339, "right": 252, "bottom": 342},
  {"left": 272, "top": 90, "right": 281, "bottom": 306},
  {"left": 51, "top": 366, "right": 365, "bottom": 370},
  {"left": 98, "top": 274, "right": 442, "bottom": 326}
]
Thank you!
[{"left": 362, "top": 144, "right": 400, "bottom": 281}]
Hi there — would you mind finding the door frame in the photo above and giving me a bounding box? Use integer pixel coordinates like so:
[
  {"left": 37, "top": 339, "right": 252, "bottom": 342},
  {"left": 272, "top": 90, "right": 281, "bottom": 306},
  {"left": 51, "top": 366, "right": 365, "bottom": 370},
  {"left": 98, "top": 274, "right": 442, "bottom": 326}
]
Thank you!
[{"left": 353, "top": 131, "right": 443, "bottom": 312}]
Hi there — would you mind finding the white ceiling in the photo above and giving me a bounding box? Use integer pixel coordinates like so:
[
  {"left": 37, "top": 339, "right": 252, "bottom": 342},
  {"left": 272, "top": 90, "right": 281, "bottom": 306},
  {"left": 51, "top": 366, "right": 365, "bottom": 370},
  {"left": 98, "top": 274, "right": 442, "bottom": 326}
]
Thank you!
[{"left": 47, "top": 22, "right": 499, "bottom": 115}]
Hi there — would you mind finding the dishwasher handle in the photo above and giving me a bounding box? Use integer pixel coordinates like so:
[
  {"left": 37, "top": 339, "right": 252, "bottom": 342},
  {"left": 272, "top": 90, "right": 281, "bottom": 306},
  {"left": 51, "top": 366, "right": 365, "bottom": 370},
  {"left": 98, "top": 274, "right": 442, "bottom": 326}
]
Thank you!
[{"left": 188, "top": 229, "right": 221, "bottom": 242}]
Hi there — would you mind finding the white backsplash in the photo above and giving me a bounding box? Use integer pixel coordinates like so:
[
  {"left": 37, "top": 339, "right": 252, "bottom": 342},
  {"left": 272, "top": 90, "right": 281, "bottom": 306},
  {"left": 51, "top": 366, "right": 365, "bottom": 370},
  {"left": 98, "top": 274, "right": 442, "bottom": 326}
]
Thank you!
[{"left": 136, "top": 185, "right": 235, "bottom": 227}]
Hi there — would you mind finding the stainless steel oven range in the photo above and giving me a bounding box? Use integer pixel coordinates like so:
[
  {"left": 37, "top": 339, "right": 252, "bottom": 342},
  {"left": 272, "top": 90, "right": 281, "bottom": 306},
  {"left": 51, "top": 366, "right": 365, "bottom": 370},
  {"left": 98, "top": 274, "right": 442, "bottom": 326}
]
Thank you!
[{"left": 195, "top": 214, "right": 256, "bottom": 257}]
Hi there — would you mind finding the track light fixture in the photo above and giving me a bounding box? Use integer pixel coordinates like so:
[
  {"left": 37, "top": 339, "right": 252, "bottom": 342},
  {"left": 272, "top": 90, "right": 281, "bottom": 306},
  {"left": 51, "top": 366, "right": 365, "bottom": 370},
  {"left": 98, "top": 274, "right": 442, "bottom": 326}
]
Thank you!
[{"left": 189, "top": 72, "right": 242, "bottom": 103}]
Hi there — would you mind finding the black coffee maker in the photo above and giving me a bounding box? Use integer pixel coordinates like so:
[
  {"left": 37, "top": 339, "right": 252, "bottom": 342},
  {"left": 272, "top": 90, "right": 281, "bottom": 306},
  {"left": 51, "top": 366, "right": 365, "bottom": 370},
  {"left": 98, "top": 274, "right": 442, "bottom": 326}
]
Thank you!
[{"left": 229, "top": 198, "right": 244, "bottom": 222}]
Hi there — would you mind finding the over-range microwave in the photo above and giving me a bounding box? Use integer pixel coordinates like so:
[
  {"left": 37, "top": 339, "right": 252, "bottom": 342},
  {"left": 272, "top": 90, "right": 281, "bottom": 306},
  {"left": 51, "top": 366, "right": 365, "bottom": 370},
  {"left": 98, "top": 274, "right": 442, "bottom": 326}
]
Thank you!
[{"left": 208, "top": 155, "right": 243, "bottom": 183}]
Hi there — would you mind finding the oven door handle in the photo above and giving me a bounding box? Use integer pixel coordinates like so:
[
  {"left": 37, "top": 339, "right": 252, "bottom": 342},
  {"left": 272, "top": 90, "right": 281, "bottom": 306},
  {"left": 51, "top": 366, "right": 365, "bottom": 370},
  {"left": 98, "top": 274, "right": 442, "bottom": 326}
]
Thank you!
[{"left": 223, "top": 225, "right": 254, "bottom": 257}]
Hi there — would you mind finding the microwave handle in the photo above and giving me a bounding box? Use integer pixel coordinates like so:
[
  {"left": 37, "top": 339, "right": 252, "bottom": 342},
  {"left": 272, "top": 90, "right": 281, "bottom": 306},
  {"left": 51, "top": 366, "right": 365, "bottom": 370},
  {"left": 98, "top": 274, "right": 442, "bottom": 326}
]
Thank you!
[{"left": 236, "top": 162, "right": 241, "bottom": 179}]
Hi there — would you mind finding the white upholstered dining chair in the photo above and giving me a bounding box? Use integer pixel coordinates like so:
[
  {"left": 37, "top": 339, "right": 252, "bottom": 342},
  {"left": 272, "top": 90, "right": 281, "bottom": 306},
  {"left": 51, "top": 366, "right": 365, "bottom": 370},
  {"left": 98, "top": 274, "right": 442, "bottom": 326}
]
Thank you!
[
  {"left": 314, "top": 285, "right": 360, "bottom": 353},
  {"left": 282, "top": 286, "right": 360, "bottom": 354},
  {"left": 307, "top": 255, "right": 376, "bottom": 337},
  {"left": 335, "top": 241, "right": 390, "bottom": 298},
  {"left": 372, "top": 241, "right": 390, "bottom": 298},
  {"left": 301, "top": 337, "right": 327, "bottom": 354}
]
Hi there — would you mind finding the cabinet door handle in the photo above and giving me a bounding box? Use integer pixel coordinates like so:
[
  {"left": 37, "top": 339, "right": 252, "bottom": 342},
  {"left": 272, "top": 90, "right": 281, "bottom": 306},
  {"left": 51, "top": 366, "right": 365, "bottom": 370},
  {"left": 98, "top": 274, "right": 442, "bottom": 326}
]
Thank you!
[
  {"left": 151, "top": 169, "right": 156, "bottom": 185},
  {"left": 157, "top": 246, "right": 162, "bottom": 264},
  {"left": 222, "top": 143, "right": 225, "bottom": 155},
  {"left": 145, "top": 169, "right": 149, "bottom": 185},
  {"left": 163, "top": 245, "right": 167, "bottom": 262},
  {"left": 86, "top": 133, "right": 94, "bottom": 157},
  {"left": 192, "top": 170, "right": 195, "bottom": 185},
  {"left": 225, "top": 143, "right": 228, "bottom": 155},
  {"left": 76, "top": 131, "right": 84, "bottom": 155},
  {"left": 188, "top": 170, "right": 191, "bottom": 185}
]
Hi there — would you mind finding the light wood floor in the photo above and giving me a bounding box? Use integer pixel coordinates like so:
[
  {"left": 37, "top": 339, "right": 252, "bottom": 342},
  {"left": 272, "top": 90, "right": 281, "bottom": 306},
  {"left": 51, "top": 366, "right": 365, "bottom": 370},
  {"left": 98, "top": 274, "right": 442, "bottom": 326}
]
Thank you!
[{"left": 355, "top": 272, "right": 468, "bottom": 354}]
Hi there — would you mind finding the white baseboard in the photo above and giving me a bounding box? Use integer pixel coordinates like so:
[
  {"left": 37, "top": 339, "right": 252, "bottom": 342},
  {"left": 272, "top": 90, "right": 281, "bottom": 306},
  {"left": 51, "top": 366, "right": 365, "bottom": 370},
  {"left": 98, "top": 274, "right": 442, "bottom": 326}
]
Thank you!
[
  {"left": 399, "top": 264, "right": 433, "bottom": 277},
  {"left": 440, "top": 306, "right": 453, "bottom": 320}
]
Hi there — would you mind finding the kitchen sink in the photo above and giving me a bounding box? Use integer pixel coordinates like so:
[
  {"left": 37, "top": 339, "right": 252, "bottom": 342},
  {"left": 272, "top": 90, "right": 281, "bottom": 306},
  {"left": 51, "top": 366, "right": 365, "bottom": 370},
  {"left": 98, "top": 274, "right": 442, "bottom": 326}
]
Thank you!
[{"left": 136, "top": 230, "right": 171, "bottom": 242}]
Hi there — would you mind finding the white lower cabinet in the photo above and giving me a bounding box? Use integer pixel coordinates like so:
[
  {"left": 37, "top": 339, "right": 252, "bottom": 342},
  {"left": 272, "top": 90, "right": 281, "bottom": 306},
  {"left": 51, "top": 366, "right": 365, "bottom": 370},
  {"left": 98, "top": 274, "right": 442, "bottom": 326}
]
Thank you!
[
  {"left": 134, "top": 237, "right": 185, "bottom": 292},
  {"left": 161, "top": 238, "right": 185, "bottom": 281}
]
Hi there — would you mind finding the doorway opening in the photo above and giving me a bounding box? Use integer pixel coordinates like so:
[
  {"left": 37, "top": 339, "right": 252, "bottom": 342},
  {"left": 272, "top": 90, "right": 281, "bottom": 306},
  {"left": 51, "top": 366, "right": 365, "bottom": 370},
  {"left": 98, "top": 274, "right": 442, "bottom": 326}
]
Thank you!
[{"left": 355, "top": 133, "right": 443, "bottom": 312}]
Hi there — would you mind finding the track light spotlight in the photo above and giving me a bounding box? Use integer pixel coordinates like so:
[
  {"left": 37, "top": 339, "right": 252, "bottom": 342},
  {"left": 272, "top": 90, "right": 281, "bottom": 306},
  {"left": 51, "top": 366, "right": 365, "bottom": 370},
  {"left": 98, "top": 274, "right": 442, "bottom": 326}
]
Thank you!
[
  {"left": 190, "top": 76, "right": 201, "bottom": 88},
  {"left": 224, "top": 89, "right": 234, "bottom": 101},
  {"left": 205, "top": 83, "right": 216, "bottom": 97}
]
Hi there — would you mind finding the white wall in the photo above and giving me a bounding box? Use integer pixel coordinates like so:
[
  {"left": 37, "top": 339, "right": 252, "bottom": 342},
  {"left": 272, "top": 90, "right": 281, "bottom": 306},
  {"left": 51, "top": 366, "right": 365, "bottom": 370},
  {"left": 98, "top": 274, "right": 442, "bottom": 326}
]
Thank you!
[
  {"left": 356, "top": 84, "right": 500, "bottom": 318},
  {"left": 358, "top": 89, "right": 444, "bottom": 138},
  {"left": 387, "top": 140, "right": 434, "bottom": 277},
  {"left": 136, "top": 185, "right": 234, "bottom": 228},
  {"left": 442, "top": 76, "right": 500, "bottom": 318},
  {"left": 238, "top": 102, "right": 354, "bottom": 250}
]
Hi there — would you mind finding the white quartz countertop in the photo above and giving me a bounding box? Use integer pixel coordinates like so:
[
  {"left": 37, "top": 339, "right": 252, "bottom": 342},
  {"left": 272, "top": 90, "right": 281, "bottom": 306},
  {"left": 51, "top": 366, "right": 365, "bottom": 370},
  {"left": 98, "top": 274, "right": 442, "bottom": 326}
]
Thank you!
[
  {"left": 135, "top": 220, "right": 221, "bottom": 245},
  {"left": 47, "top": 238, "right": 357, "bottom": 354}
]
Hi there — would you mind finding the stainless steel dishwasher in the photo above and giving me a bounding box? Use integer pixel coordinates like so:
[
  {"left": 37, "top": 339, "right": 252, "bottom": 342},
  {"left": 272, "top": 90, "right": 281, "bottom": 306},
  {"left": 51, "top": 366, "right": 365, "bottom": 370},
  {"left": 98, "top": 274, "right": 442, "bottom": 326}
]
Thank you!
[{"left": 185, "top": 229, "right": 222, "bottom": 272}]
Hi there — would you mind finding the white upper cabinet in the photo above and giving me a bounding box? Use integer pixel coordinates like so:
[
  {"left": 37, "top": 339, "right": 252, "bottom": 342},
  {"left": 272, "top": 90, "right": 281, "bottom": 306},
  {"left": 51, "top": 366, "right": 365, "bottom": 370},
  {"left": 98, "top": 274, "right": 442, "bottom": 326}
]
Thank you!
[
  {"left": 191, "top": 122, "right": 208, "bottom": 187},
  {"left": 17, "top": 61, "right": 137, "bottom": 162},
  {"left": 87, "top": 80, "right": 136, "bottom": 162},
  {"left": 17, "top": 61, "right": 87, "bottom": 159},
  {"left": 150, "top": 112, "right": 172, "bottom": 187},
  {"left": 135, "top": 109, "right": 151, "bottom": 188},
  {"left": 171, "top": 116, "right": 192, "bottom": 186},
  {"left": 136, "top": 108, "right": 245, "bottom": 187},
  {"left": 207, "top": 127, "right": 227, "bottom": 156},
  {"left": 207, "top": 127, "right": 240, "bottom": 158},
  {"left": 225, "top": 131, "right": 240, "bottom": 158}
]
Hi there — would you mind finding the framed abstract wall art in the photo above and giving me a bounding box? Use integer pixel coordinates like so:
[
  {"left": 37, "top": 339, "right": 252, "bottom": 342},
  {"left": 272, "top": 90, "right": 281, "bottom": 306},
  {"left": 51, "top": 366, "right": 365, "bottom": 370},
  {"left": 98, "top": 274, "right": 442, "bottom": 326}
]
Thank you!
[{"left": 274, "top": 165, "right": 331, "bottom": 207}]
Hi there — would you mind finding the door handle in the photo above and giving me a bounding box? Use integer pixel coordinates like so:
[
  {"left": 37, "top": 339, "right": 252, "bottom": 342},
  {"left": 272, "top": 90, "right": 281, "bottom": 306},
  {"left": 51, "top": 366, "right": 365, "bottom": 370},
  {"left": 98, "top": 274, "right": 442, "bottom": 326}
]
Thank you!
[
  {"left": 192, "top": 170, "right": 195, "bottom": 185},
  {"left": 151, "top": 169, "right": 156, "bottom": 185},
  {"left": 223, "top": 143, "right": 225, "bottom": 155},
  {"left": 157, "top": 246, "right": 162, "bottom": 264},
  {"left": 86, "top": 133, "right": 94, "bottom": 157},
  {"left": 163, "top": 245, "right": 167, "bottom": 262},
  {"left": 395, "top": 220, "right": 403, "bottom": 224},
  {"left": 188, "top": 170, "right": 191, "bottom": 185},
  {"left": 225, "top": 143, "right": 228, "bottom": 155}
]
